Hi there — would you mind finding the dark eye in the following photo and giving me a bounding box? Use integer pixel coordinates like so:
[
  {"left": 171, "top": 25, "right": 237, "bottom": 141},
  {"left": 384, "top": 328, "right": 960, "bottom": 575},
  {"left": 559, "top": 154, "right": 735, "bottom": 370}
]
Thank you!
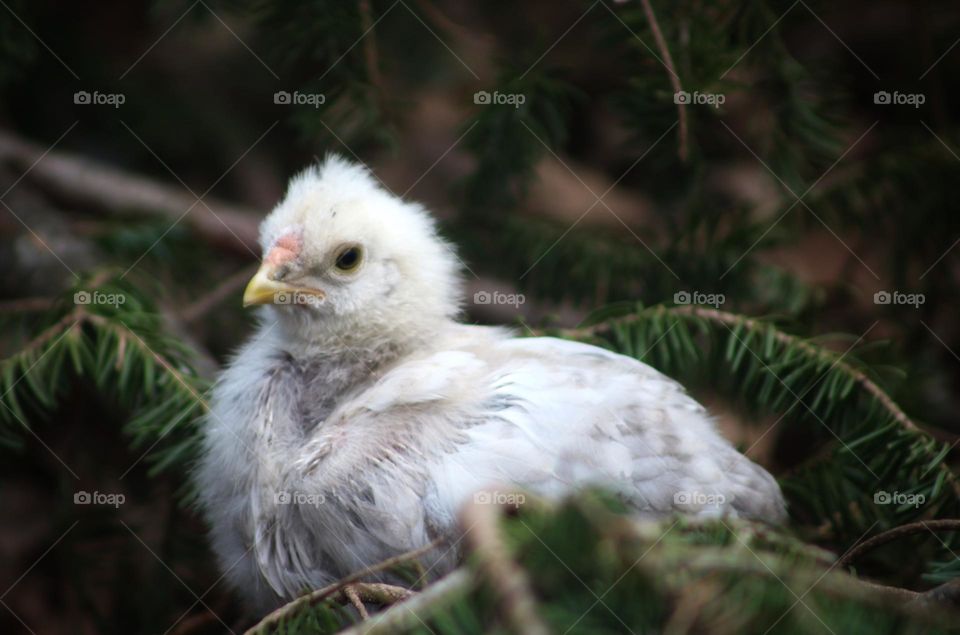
[{"left": 335, "top": 246, "right": 362, "bottom": 271}]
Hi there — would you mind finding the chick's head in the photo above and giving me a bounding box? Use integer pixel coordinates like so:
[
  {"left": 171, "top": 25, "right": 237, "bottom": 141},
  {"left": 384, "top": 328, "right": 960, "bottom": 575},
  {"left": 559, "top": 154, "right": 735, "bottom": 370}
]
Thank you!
[{"left": 244, "top": 156, "right": 462, "bottom": 343}]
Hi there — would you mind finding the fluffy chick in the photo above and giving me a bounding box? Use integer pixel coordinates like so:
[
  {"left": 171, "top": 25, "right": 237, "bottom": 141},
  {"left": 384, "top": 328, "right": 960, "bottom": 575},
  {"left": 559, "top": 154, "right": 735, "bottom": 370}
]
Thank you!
[{"left": 195, "top": 156, "right": 786, "bottom": 612}]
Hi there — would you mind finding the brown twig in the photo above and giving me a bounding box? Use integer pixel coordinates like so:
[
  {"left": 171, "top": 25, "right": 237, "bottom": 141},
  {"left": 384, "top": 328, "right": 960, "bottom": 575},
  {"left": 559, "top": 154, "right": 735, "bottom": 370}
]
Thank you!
[
  {"left": 638, "top": 0, "right": 688, "bottom": 162},
  {"left": 459, "top": 495, "right": 551, "bottom": 635},
  {"left": 329, "top": 536, "right": 445, "bottom": 589},
  {"left": 331, "top": 583, "right": 413, "bottom": 616},
  {"left": 244, "top": 538, "right": 444, "bottom": 635},
  {"left": 359, "top": 0, "right": 390, "bottom": 123},
  {"left": 0, "top": 129, "right": 261, "bottom": 257},
  {"left": 663, "top": 579, "right": 723, "bottom": 635},
  {"left": 181, "top": 264, "right": 259, "bottom": 323},
  {"left": 343, "top": 585, "right": 371, "bottom": 619},
  {"left": 837, "top": 519, "right": 960, "bottom": 569},
  {"left": 0, "top": 297, "right": 57, "bottom": 313},
  {"left": 169, "top": 609, "right": 220, "bottom": 635},
  {"left": 335, "top": 570, "right": 472, "bottom": 635},
  {"left": 252, "top": 582, "right": 413, "bottom": 632}
]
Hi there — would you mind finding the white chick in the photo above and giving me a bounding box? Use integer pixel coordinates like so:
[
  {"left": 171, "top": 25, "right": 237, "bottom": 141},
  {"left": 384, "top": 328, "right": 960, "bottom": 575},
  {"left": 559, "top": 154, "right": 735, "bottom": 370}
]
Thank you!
[{"left": 195, "top": 156, "right": 785, "bottom": 612}]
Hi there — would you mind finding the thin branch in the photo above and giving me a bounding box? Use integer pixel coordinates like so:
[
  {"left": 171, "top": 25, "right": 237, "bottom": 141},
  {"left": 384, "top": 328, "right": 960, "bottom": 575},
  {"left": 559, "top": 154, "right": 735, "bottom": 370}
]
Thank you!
[
  {"left": 97, "top": 317, "right": 210, "bottom": 410},
  {"left": 244, "top": 538, "right": 444, "bottom": 635},
  {"left": 459, "top": 497, "right": 551, "bottom": 635},
  {"left": 0, "top": 297, "right": 57, "bottom": 313},
  {"left": 328, "top": 536, "right": 445, "bottom": 588},
  {"left": 169, "top": 609, "right": 220, "bottom": 635},
  {"left": 554, "top": 305, "right": 921, "bottom": 434},
  {"left": 639, "top": 0, "right": 688, "bottom": 162},
  {"left": 679, "top": 306, "right": 919, "bottom": 433},
  {"left": 246, "top": 583, "right": 413, "bottom": 634},
  {"left": 336, "top": 570, "right": 472, "bottom": 635},
  {"left": 359, "top": 0, "right": 388, "bottom": 124},
  {"left": 343, "top": 585, "right": 371, "bottom": 619},
  {"left": 341, "top": 583, "right": 412, "bottom": 610},
  {"left": 3, "top": 306, "right": 210, "bottom": 407},
  {"left": 181, "top": 264, "right": 258, "bottom": 323},
  {"left": 0, "top": 128, "right": 261, "bottom": 256},
  {"left": 676, "top": 306, "right": 920, "bottom": 433},
  {"left": 837, "top": 519, "right": 960, "bottom": 569},
  {"left": 2, "top": 308, "right": 83, "bottom": 361}
]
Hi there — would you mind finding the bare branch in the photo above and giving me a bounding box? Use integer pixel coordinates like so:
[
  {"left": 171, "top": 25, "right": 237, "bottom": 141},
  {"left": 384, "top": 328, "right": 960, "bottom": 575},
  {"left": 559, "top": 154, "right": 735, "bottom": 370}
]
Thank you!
[
  {"left": 837, "top": 519, "right": 960, "bottom": 569},
  {"left": 639, "top": 0, "right": 688, "bottom": 161},
  {"left": 0, "top": 129, "right": 261, "bottom": 257}
]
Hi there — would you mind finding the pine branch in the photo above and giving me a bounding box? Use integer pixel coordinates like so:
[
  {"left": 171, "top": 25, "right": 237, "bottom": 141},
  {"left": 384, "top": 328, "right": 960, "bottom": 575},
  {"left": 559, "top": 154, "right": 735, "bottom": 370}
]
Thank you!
[
  {"left": 557, "top": 304, "right": 922, "bottom": 436},
  {"left": 0, "top": 274, "right": 210, "bottom": 477},
  {"left": 245, "top": 538, "right": 446, "bottom": 635},
  {"left": 540, "top": 302, "right": 960, "bottom": 583},
  {"left": 285, "top": 492, "right": 960, "bottom": 634},
  {"left": 335, "top": 571, "right": 472, "bottom": 635},
  {"left": 838, "top": 519, "right": 960, "bottom": 569}
]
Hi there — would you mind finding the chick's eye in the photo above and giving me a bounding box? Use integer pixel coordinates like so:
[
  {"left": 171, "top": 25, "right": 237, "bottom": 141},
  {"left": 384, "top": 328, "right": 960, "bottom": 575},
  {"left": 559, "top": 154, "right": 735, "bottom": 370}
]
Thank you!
[{"left": 334, "top": 246, "right": 362, "bottom": 271}]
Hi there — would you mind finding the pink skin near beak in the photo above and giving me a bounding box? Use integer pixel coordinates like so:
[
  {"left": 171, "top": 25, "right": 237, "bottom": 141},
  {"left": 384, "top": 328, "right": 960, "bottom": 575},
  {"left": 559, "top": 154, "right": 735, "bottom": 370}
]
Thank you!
[
  {"left": 243, "top": 232, "right": 327, "bottom": 307},
  {"left": 266, "top": 233, "right": 302, "bottom": 267}
]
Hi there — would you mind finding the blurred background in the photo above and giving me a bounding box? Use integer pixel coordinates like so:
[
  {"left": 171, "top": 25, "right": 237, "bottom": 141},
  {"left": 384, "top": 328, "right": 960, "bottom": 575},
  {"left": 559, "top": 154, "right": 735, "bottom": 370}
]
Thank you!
[{"left": 1, "top": 0, "right": 959, "bottom": 633}]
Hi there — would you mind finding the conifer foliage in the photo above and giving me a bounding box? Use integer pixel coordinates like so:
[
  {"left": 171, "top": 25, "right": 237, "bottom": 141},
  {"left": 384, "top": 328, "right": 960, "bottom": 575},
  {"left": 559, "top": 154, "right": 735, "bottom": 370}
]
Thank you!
[{"left": 1, "top": 0, "right": 959, "bottom": 633}]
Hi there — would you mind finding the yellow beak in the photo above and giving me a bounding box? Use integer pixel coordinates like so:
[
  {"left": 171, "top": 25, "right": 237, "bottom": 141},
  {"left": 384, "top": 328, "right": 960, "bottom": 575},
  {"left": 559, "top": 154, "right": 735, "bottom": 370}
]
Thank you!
[{"left": 242, "top": 263, "right": 326, "bottom": 307}]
